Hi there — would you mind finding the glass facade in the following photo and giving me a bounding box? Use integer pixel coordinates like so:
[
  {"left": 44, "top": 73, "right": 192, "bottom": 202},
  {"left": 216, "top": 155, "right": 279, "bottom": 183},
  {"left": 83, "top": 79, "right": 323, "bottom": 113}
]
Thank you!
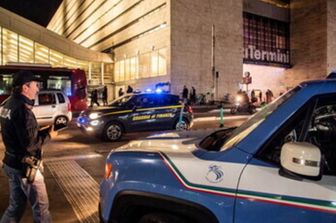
[
  {"left": 114, "top": 47, "right": 167, "bottom": 83},
  {"left": 243, "top": 12, "right": 290, "bottom": 67},
  {"left": 0, "top": 26, "right": 112, "bottom": 85}
]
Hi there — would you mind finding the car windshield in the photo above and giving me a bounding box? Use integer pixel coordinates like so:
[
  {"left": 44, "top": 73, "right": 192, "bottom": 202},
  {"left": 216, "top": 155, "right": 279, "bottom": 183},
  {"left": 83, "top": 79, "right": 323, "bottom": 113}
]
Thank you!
[
  {"left": 220, "top": 86, "right": 301, "bottom": 150},
  {"left": 109, "top": 95, "right": 133, "bottom": 107}
]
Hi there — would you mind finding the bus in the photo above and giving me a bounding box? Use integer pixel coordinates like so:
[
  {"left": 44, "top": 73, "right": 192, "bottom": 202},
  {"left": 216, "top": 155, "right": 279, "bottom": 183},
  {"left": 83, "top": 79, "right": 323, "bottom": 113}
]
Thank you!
[{"left": 0, "top": 63, "right": 88, "bottom": 112}]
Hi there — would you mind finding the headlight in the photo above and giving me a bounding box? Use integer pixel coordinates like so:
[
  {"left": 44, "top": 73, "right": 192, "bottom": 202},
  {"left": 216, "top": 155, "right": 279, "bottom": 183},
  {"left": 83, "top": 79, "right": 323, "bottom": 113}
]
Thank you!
[
  {"left": 90, "top": 120, "right": 100, "bottom": 126},
  {"left": 89, "top": 112, "right": 101, "bottom": 119},
  {"left": 236, "top": 95, "right": 242, "bottom": 103}
]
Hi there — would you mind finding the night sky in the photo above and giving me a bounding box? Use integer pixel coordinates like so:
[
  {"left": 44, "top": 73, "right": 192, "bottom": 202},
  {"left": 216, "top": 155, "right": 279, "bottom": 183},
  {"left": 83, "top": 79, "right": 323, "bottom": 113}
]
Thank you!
[{"left": 0, "top": 0, "right": 62, "bottom": 27}]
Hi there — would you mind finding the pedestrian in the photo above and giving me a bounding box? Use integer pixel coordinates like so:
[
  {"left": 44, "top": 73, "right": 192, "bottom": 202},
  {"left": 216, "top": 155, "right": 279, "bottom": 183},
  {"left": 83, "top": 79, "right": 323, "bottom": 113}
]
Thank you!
[
  {"left": 190, "top": 86, "right": 196, "bottom": 104},
  {"left": 251, "top": 90, "right": 257, "bottom": 103},
  {"left": 266, "top": 89, "right": 274, "bottom": 104},
  {"left": 126, "top": 85, "right": 133, "bottom": 94},
  {"left": 182, "top": 85, "right": 188, "bottom": 103},
  {"left": 118, "top": 87, "right": 124, "bottom": 97},
  {"left": 102, "top": 86, "right": 108, "bottom": 106},
  {"left": 0, "top": 70, "right": 55, "bottom": 223},
  {"left": 90, "top": 89, "right": 100, "bottom": 107}
]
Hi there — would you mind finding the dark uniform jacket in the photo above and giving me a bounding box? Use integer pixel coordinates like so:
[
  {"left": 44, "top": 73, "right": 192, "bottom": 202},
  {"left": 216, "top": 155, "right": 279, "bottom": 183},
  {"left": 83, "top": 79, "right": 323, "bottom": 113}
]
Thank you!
[{"left": 0, "top": 93, "right": 49, "bottom": 170}]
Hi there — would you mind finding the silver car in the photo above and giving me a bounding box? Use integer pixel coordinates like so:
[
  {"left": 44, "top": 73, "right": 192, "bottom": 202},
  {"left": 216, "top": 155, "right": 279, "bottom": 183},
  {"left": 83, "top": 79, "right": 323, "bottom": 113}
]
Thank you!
[{"left": 33, "top": 89, "right": 72, "bottom": 127}]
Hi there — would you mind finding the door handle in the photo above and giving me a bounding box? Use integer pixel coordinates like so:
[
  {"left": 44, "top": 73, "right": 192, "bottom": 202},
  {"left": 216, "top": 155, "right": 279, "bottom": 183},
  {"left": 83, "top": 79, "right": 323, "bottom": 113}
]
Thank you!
[{"left": 51, "top": 105, "right": 56, "bottom": 108}]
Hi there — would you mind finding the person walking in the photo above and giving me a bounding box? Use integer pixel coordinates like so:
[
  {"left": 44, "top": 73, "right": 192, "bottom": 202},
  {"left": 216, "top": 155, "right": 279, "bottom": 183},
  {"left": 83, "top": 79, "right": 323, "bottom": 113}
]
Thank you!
[
  {"left": 118, "top": 87, "right": 124, "bottom": 97},
  {"left": 190, "top": 86, "right": 196, "bottom": 104},
  {"left": 0, "top": 70, "right": 55, "bottom": 223},
  {"left": 102, "top": 86, "right": 108, "bottom": 106},
  {"left": 266, "top": 89, "right": 274, "bottom": 104},
  {"left": 126, "top": 85, "right": 133, "bottom": 94},
  {"left": 90, "top": 89, "right": 100, "bottom": 107},
  {"left": 182, "top": 85, "right": 188, "bottom": 103}
]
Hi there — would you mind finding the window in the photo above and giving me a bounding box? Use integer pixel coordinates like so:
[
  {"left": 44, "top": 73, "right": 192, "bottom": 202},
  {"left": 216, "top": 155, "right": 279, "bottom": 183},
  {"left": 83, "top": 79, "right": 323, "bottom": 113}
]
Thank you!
[
  {"left": 57, "top": 93, "right": 65, "bottom": 103},
  {"left": 156, "top": 95, "right": 179, "bottom": 106},
  {"left": 243, "top": 12, "right": 290, "bottom": 66},
  {"left": 0, "top": 74, "right": 13, "bottom": 95},
  {"left": 257, "top": 93, "right": 336, "bottom": 176},
  {"left": 139, "top": 52, "right": 150, "bottom": 78},
  {"left": 135, "top": 95, "right": 156, "bottom": 108},
  {"left": 2, "top": 28, "right": 18, "bottom": 64},
  {"left": 47, "top": 75, "right": 71, "bottom": 96},
  {"left": 222, "top": 87, "right": 300, "bottom": 150},
  {"left": 18, "top": 35, "right": 34, "bottom": 63},
  {"left": 38, "top": 93, "right": 56, "bottom": 105}
]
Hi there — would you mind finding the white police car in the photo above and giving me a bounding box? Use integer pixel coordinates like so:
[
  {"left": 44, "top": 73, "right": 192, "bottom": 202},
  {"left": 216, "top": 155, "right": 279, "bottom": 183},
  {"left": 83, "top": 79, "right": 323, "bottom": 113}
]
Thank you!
[{"left": 100, "top": 79, "right": 336, "bottom": 223}]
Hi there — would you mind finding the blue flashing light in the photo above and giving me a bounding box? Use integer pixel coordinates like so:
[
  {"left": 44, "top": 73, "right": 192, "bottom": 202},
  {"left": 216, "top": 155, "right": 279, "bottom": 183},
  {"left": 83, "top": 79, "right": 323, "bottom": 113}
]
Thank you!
[
  {"left": 155, "top": 88, "right": 162, "bottom": 94},
  {"left": 146, "top": 88, "right": 152, "bottom": 92},
  {"left": 78, "top": 117, "right": 87, "bottom": 124}
]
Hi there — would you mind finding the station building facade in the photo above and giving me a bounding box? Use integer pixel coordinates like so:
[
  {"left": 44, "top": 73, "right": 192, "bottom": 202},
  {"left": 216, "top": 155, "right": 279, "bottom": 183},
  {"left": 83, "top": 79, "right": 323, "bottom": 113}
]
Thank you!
[{"left": 1, "top": 0, "right": 336, "bottom": 100}]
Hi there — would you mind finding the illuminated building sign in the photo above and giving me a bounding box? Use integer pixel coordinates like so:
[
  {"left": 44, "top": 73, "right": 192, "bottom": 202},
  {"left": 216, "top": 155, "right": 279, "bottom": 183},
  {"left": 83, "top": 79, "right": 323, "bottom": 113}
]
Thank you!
[
  {"left": 243, "top": 12, "right": 290, "bottom": 67},
  {"left": 244, "top": 45, "right": 290, "bottom": 64}
]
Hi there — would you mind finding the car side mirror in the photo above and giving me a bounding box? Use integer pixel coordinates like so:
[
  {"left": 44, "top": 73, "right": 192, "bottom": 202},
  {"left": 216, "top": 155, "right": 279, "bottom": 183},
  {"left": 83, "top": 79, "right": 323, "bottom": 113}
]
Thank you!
[{"left": 280, "top": 142, "right": 321, "bottom": 178}]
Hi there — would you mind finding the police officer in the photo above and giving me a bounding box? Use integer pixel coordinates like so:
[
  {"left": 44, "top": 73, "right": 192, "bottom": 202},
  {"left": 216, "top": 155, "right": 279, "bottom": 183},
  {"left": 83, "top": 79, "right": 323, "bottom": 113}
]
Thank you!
[{"left": 0, "top": 70, "right": 54, "bottom": 223}]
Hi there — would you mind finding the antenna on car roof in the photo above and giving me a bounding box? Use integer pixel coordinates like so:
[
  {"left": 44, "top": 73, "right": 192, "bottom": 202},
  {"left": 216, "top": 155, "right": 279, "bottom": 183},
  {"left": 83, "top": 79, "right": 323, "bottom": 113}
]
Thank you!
[{"left": 327, "top": 71, "right": 336, "bottom": 79}]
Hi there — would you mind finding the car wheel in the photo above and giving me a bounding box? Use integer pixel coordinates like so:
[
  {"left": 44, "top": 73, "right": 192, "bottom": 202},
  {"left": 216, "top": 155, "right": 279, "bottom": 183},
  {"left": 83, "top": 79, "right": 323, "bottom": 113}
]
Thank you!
[
  {"left": 138, "top": 213, "right": 185, "bottom": 223},
  {"left": 103, "top": 122, "right": 123, "bottom": 141},
  {"left": 230, "top": 107, "right": 237, "bottom": 114},
  {"left": 55, "top": 116, "right": 68, "bottom": 125},
  {"left": 175, "top": 119, "right": 189, "bottom": 131}
]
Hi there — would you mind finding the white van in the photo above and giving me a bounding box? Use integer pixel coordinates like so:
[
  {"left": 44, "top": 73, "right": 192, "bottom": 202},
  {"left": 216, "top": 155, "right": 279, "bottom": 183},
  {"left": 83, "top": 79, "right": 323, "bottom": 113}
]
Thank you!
[{"left": 33, "top": 90, "right": 72, "bottom": 127}]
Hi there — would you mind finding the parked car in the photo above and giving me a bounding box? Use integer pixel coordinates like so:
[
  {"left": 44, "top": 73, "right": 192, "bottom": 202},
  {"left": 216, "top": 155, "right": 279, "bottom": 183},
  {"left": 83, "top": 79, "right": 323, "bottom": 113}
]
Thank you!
[
  {"left": 77, "top": 93, "right": 193, "bottom": 141},
  {"left": 33, "top": 89, "right": 72, "bottom": 127},
  {"left": 99, "top": 78, "right": 336, "bottom": 223}
]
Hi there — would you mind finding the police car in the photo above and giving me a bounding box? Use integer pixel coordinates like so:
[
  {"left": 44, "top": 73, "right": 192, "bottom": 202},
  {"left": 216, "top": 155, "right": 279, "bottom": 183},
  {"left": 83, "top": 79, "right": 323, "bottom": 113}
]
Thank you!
[
  {"left": 77, "top": 93, "right": 193, "bottom": 141},
  {"left": 99, "top": 78, "right": 336, "bottom": 223}
]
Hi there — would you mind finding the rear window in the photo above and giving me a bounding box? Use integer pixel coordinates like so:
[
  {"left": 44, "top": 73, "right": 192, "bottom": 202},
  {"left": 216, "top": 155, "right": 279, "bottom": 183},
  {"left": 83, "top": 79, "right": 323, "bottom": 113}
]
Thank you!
[
  {"left": 38, "top": 93, "right": 56, "bottom": 105},
  {"left": 57, "top": 93, "right": 65, "bottom": 103},
  {"left": 156, "top": 95, "right": 180, "bottom": 106}
]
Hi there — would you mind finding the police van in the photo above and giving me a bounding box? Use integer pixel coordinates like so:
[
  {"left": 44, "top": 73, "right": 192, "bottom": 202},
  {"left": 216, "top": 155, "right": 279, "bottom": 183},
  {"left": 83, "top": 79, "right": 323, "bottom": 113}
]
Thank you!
[
  {"left": 77, "top": 93, "right": 193, "bottom": 141},
  {"left": 99, "top": 78, "right": 336, "bottom": 223}
]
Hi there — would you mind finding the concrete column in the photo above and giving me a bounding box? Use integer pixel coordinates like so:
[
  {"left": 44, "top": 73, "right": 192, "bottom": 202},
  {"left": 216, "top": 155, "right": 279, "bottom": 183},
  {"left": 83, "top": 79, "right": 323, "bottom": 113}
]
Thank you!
[
  {"left": 101, "top": 62, "right": 104, "bottom": 85},
  {"left": 88, "top": 62, "right": 92, "bottom": 83}
]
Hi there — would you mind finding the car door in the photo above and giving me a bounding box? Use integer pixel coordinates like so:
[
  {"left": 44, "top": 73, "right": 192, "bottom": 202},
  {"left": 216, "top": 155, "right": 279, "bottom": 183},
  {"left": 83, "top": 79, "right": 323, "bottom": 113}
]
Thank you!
[
  {"left": 153, "top": 94, "right": 180, "bottom": 130},
  {"left": 235, "top": 94, "right": 336, "bottom": 223},
  {"left": 34, "top": 92, "right": 57, "bottom": 125},
  {"left": 127, "top": 94, "right": 157, "bottom": 131}
]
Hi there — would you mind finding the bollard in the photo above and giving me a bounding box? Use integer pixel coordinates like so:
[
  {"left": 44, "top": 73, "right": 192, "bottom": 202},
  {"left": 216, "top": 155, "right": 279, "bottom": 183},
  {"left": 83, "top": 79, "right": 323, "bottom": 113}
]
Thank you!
[
  {"left": 176, "top": 101, "right": 186, "bottom": 131},
  {"left": 179, "top": 101, "right": 184, "bottom": 123},
  {"left": 219, "top": 103, "right": 224, "bottom": 128}
]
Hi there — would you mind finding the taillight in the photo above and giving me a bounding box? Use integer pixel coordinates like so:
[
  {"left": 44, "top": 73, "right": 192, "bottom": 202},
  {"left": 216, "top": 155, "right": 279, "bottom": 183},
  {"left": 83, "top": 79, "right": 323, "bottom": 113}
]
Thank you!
[
  {"left": 67, "top": 103, "right": 71, "bottom": 112},
  {"left": 184, "top": 105, "right": 193, "bottom": 113},
  {"left": 105, "top": 163, "right": 113, "bottom": 179}
]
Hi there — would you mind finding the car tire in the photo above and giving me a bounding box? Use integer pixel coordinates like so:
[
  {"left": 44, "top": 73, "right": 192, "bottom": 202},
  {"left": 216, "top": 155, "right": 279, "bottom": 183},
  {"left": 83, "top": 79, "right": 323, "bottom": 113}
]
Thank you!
[
  {"left": 138, "top": 212, "right": 185, "bottom": 223},
  {"left": 54, "top": 116, "right": 68, "bottom": 126},
  {"left": 103, "top": 122, "right": 123, "bottom": 141},
  {"left": 175, "top": 119, "right": 189, "bottom": 131},
  {"left": 230, "top": 107, "right": 237, "bottom": 114}
]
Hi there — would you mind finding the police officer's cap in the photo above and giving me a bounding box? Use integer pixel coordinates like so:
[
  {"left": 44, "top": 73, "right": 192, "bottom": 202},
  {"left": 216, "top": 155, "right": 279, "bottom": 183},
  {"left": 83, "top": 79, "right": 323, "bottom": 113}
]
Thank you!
[{"left": 12, "top": 70, "right": 41, "bottom": 87}]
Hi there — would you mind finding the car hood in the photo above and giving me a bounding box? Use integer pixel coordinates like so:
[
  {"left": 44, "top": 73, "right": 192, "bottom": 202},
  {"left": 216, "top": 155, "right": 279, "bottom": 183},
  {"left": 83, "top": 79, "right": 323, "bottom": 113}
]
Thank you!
[{"left": 115, "top": 129, "right": 219, "bottom": 153}]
